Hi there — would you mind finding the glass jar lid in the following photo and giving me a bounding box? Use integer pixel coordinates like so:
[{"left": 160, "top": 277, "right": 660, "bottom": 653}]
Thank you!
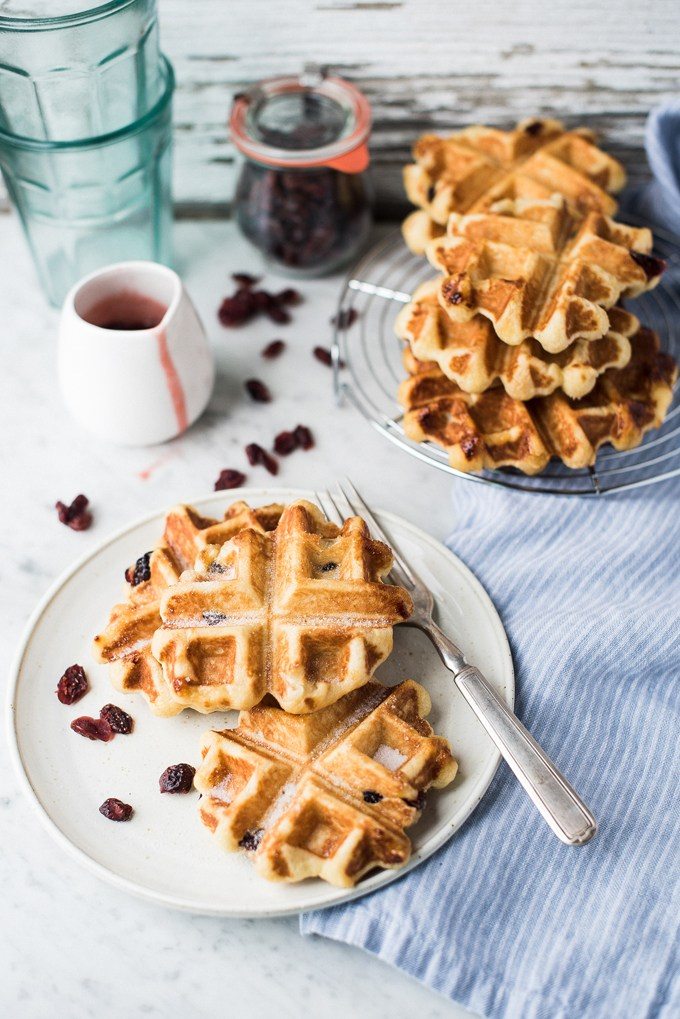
[{"left": 230, "top": 65, "right": 371, "bottom": 173}]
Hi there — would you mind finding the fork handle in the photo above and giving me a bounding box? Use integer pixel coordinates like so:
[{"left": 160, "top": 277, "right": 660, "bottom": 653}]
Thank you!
[{"left": 425, "top": 622, "right": 597, "bottom": 846}]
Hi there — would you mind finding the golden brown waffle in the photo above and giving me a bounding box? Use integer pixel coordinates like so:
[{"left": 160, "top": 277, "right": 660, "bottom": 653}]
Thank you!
[
  {"left": 151, "top": 501, "right": 413, "bottom": 715},
  {"left": 93, "top": 501, "right": 284, "bottom": 716},
  {"left": 195, "top": 679, "right": 457, "bottom": 886},
  {"left": 404, "top": 118, "right": 626, "bottom": 226},
  {"left": 426, "top": 196, "right": 665, "bottom": 352},
  {"left": 401, "top": 209, "right": 446, "bottom": 256},
  {"left": 395, "top": 278, "right": 637, "bottom": 400},
  {"left": 399, "top": 327, "right": 677, "bottom": 474}
]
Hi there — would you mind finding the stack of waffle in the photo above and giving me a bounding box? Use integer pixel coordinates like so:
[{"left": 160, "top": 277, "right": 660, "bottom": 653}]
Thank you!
[
  {"left": 399, "top": 119, "right": 677, "bottom": 474},
  {"left": 94, "top": 499, "right": 458, "bottom": 886}
]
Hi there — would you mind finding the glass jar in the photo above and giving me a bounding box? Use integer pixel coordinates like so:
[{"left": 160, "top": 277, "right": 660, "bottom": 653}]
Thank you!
[{"left": 230, "top": 68, "right": 372, "bottom": 277}]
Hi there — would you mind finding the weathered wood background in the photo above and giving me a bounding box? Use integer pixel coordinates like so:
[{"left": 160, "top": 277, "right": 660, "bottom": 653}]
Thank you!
[{"left": 2, "top": 0, "right": 680, "bottom": 215}]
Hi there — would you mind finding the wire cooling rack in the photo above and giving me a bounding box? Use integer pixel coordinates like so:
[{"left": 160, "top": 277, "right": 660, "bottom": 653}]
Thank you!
[{"left": 331, "top": 223, "right": 680, "bottom": 496}]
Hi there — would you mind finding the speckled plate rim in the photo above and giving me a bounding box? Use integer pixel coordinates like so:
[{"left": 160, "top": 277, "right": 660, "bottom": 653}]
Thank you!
[{"left": 7, "top": 487, "right": 514, "bottom": 918}]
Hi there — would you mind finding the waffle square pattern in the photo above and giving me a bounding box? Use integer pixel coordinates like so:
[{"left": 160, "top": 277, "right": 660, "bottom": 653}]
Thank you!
[
  {"left": 93, "top": 501, "right": 284, "bottom": 716},
  {"left": 426, "top": 196, "right": 665, "bottom": 352},
  {"left": 195, "top": 680, "right": 457, "bottom": 886},
  {"left": 151, "top": 501, "right": 413, "bottom": 714}
]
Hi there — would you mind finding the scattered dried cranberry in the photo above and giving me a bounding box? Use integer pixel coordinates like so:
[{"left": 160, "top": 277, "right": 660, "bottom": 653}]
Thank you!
[
  {"left": 245, "top": 378, "right": 272, "bottom": 403},
  {"left": 55, "top": 494, "right": 92, "bottom": 531},
  {"left": 99, "top": 798, "right": 133, "bottom": 822},
  {"left": 159, "top": 763, "right": 196, "bottom": 794},
  {"left": 276, "top": 288, "right": 302, "bottom": 306},
  {"left": 320, "top": 561, "right": 338, "bottom": 572},
  {"left": 239, "top": 829, "right": 264, "bottom": 852},
  {"left": 215, "top": 468, "right": 246, "bottom": 491},
  {"left": 363, "top": 790, "right": 383, "bottom": 804},
  {"left": 56, "top": 664, "right": 89, "bottom": 705},
  {"left": 331, "top": 308, "right": 358, "bottom": 330},
  {"left": 99, "top": 703, "right": 133, "bottom": 734},
  {"left": 218, "top": 289, "right": 256, "bottom": 327},
  {"left": 125, "top": 551, "right": 152, "bottom": 586},
  {"left": 273, "top": 430, "right": 297, "bottom": 456},
  {"left": 245, "top": 443, "right": 279, "bottom": 475},
  {"left": 293, "top": 424, "right": 314, "bottom": 450},
  {"left": 71, "top": 716, "right": 113, "bottom": 742},
  {"left": 313, "top": 346, "right": 345, "bottom": 369},
  {"left": 313, "top": 345, "right": 332, "bottom": 366},
  {"left": 232, "top": 272, "right": 260, "bottom": 288},
  {"left": 261, "top": 339, "right": 286, "bottom": 359},
  {"left": 255, "top": 290, "right": 291, "bottom": 324},
  {"left": 629, "top": 250, "right": 667, "bottom": 281}
]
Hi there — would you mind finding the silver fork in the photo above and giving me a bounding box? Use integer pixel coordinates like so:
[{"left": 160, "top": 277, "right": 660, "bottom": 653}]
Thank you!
[{"left": 316, "top": 479, "right": 597, "bottom": 846}]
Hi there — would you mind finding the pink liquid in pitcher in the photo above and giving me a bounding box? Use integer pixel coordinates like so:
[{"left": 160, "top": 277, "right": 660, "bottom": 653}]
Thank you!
[{"left": 83, "top": 291, "right": 168, "bottom": 331}]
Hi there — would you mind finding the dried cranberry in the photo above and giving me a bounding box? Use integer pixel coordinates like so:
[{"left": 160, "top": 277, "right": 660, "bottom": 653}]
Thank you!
[
  {"left": 257, "top": 292, "right": 291, "bottom": 325},
  {"left": 125, "top": 551, "right": 152, "bottom": 586},
  {"left": 56, "top": 664, "right": 89, "bottom": 705},
  {"left": 293, "top": 424, "right": 314, "bottom": 450},
  {"left": 629, "top": 250, "right": 667, "bottom": 281},
  {"left": 261, "top": 339, "right": 286, "bottom": 359},
  {"left": 274, "top": 430, "right": 297, "bottom": 456},
  {"left": 218, "top": 288, "right": 257, "bottom": 327},
  {"left": 232, "top": 272, "right": 260, "bottom": 288},
  {"left": 215, "top": 468, "right": 246, "bottom": 491},
  {"left": 99, "top": 703, "right": 133, "bottom": 734},
  {"left": 313, "top": 346, "right": 345, "bottom": 369},
  {"left": 245, "top": 443, "right": 279, "bottom": 475},
  {"left": 55, "top": 494, "right": 92, "bottom": 531},
  {"left": 442, "top": 281, "right": 464, "bottom": 305},
  {"left": 426, "top": 184, "right": 436, "bottom": 202},
  {"left": 245, "top": 378, "right": 272, "bottom": 403},
  {"left": 276, "top": 288, "right": 302, "bottom": 306},
  {"left": 99, "top": 798, "right": 133, "bottom": 821},
  {"left": 71, "top": 716, "right": 113, "bottom": 742},
  {"left": 159, "top": 763, "right": 196, "bottom": 794},
  {"left": 331, "top": 308, "right": 358, "bottom": 330},
  {"left": 363, "top": 790, "right": 383, "bottom": 804},
  {"left": 320, "top": 561, "right": 337, "bottom": 572},
  {"left": 202, "top": 610, "right": 227, "bottom": 625},
  {"left": 524, "top": 120, "right": 544, "bottom": 136},
  {"left": 239, "top": 829, "right": 264, "bottom": 851},
  {"left": 403, "top": 790, "right": 427, "bottom": 810}
]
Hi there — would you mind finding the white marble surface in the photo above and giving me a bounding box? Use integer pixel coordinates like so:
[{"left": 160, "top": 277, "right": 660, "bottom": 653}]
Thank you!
[{"left": 0, "top": 214, "right": 477, "bottom": 1019}]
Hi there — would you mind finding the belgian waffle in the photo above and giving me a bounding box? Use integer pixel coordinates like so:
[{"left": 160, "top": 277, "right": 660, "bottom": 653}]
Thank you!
[
  {"left": 195, "top": 679, "right": 457, "bottom": 886},
  {"left": 399, "top": 327, "right": 677, "bottom": 474},
  {"left": 93, "top": 501, "right": 283, "bottom": 716},
  {"left": 403, "top": 118, "right": 626, "bottom": 227},
  {"left": 426, "top": 196, "right": 665, "bottom": 352},
  {"left": 396, "top": 278, "right": 637, "bottom": 401},
  {"left": 402, "top": 209, "right": 446, "bottom": 256},
  {"left": 151, "top": 501, "right": 413, "bottom": 715}
]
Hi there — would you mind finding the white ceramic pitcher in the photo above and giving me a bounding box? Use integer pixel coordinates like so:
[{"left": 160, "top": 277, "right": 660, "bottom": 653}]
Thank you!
[{"left": 58, "top": 261, "right": 214, "bottom": 446}]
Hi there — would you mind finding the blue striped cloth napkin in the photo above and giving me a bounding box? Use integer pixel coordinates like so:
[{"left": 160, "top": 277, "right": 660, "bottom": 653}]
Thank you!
[{"left": 301, "top": 480, "right": 680, "bottom": 1018}]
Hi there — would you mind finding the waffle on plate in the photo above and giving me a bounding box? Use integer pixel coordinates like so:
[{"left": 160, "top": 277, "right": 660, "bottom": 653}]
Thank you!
[
  {"left": 195, "top": 679, "right": 457, "bottom": 886},
  {"left": 151, "top": 500, "right": 413, "bottom": 714},
  {"left": 93, "top": 501, "right": 284, "bottom": 715}
]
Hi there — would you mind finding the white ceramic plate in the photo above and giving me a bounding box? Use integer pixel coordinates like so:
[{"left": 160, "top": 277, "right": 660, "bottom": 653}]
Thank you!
[{"left": 8, "top": 488, "right": 514, "bottom": 917}]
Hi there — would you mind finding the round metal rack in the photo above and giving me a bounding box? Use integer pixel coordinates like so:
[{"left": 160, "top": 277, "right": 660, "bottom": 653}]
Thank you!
[{"left": 331, "top": 222, "right": 680, "bottom": 495}]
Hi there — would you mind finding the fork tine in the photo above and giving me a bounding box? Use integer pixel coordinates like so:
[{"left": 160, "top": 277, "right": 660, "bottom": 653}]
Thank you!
[
  {"left": 323, "top": 489, "right": 346, "bottom": 527},
  {"left": 337, "top": 479, "right": 418, "bottom": 591},
  {"left": 314, "top": 490, "right": 343, "bottom": 526}
]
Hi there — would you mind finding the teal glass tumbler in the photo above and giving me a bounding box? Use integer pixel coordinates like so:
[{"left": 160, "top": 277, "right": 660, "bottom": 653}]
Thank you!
[
  {"left": 0, "top": 0, "right": 162, "bottom": 141},
  {"left": 0, "top": 54, "right": 174, "bottom": 307}
]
